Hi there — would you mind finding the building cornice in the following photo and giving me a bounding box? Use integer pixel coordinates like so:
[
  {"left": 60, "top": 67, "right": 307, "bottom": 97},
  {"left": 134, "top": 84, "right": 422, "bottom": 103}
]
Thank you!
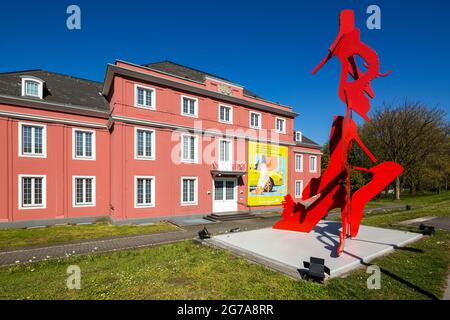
[
  {"left": 102, "top": 64, "right": 298, "bottom": 118},
  {"left": 0, "top": 110, "right": 108, "bottom": 129},
  {"left": 111, "top": 114, "right": 301, "bottom": 147},
  {"left": 0, "top": 94, "right": 110, "bottom": 119}
]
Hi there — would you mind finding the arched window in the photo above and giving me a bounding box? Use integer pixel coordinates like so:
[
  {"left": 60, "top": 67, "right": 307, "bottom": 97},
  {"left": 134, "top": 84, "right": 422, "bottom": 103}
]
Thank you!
[{"left": 21, "top": 76, "right": 44, "bottom": 99}]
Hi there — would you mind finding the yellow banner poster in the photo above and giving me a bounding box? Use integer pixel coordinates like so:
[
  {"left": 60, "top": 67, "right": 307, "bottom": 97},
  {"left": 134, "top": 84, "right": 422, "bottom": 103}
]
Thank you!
[{"left": 247, "top": 142, "right": 288, "bottom": 206}]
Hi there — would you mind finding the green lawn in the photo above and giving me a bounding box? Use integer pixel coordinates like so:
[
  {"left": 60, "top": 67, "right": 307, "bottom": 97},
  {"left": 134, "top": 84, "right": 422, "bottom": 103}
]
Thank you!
[
  {"left": 0, "top": 192, "right": 448, "bottom": 300},
  {"left": 368, "top": 191, "right": 450, "bottom": 207},
  {"left": 0, "top": 221, "right": 179, "bottom": 250}
]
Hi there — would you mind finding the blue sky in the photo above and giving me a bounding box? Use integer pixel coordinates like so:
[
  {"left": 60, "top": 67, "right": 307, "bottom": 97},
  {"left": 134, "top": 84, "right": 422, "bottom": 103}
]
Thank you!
[{"left": 0, "top": 0, "right": 449, "bottom": 144}]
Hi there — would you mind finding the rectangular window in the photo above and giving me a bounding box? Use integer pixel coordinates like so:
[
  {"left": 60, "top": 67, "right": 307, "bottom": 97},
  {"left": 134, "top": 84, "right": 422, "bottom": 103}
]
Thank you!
[
  {"left": 181, "top": 177, "right": 197, "bottom": 205},
  {"left": 276, "top": 117, "right": 286, "bottom": 133},
  {"left": 25, "top": 81, "right": 40, "bottom": 97},
  {"left": 73, "top": 177, "right": 95, "bottom": 207},
  {"left": 135, "top": 85, "right": 155, "bottom": 109},
  {"left": 309, "top": 155, "right": 317, "bottom": 173},
  {"left": 135, "top": 176, "right": 155, "bottom": 207},
  {"left": 219, "top": 105, "right": 232, "bottom": 123},
  {"left": 295, "top": 154, "right": 303, "bottom": 172},
  {"left": 295, "top": 131, "right": 302, "bottom": 142},
  {"left": 182, "top": 135, "right": 197, "bottom": 163},
  {"left": 181, "top": 96, "right": 198, "bottom": 117},
  {"left": 219, "top": 140, "right": 231, "bottom": 162},
  {"left": 214, "top": 180, "right": 224, "bottom": 201},
  {"left": 250, "top": 112, "right": 261, "bottom": 129},
  {"left": 135, "top": 128, "right": 155, "bottom": 160},
  {"left": 73, "top": 129, "right": 95, "bottom": 160},
  {"left": 19, "top": 123, "right": 46, "bottom": 157},
  {"left": 225, "top": 180, "right": 235, "bottom": 200},
  {"left": 19, "top": 175, "right": 46, "bottom": 209},
  {"left": 295, "top": 180, "right": 303, "bottom": 198}
]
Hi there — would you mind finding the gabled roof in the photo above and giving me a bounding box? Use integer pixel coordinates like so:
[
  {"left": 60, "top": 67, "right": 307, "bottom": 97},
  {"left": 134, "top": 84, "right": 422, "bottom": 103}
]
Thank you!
[
  {"left": 0, "top": 70, "right": 110, "bottom": 113},
  {"left": 143, "top": 60, "right": 262, "bottom": 99}
]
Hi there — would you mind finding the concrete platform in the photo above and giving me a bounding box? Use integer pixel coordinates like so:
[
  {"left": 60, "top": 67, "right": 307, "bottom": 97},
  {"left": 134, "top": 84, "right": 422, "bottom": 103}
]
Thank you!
[{"left": 207, "top": 221, "right": 423, "bottom": 279}]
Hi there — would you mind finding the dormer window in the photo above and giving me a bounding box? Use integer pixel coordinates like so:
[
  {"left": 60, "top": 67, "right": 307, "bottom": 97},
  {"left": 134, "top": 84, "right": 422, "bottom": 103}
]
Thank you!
[
  {"left": 295, "top": 131, "right": 302, "bottom": 142},
  {"left": 21, "top": 77, "right": 44, "bottom": 99}
]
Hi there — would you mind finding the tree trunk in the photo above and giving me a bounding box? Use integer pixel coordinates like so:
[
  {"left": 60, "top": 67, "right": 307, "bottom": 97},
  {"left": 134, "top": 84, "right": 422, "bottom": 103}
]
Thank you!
[
  {"left": 395, "top": 176, "right": 401, "bottom": 200},
  {"left": 411, "top": 184, "right": 417, "bottom": 196}
]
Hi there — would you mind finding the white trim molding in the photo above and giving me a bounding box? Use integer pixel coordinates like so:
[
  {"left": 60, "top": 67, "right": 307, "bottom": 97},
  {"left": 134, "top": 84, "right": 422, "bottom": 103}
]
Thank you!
[
  {"left": 309, "top": 155, "right": 318, "bottom": 173},
  {"left": 181, "top": 133, "right": 199, "bottom": 163},
  {"left": 18, "top": 122, "right": 47, "bottom": 158},
  {"left": 295, "top": 180, "right": 303, "bottom": 199},
  {"left": 180, "top": 95, "right": 198, "bottom": 118},
  {"left": 134, "top": 176, "right": 156, "bottom": 208},
  {"left": 275, "top": 117, "right": 286, "bottom": 134},
  {"left": 21, "top": 76, "right": 44, "bottom": 99},
  {"left": 134, "top": 127, "right": 156, "bottom": 160},
  {"left": 134, "top": 83, "right": 156, "bottom": 110},
  {"left": 18, "top": 174, "right": 47, "bottom": 210},
  {"left": 218, "top": 104, "right": 233, "bottom": 124},
  {"left": 0, "top": 110, "right": 107, "bottom": 129},
  {"left": 72, "top": 176, "right": 96, "bottom": 207},
  {"left": 72, "top": 128, "right": 96, "bottom": 161},
  {"left": 295, "top": 153, "right": 303, "bottom": 172},
  {"left": 180, "top": 176, "right": 198, "bottom": 206},
  {"left": 249, "top": 111, "right": 262, "bottom": 129}
]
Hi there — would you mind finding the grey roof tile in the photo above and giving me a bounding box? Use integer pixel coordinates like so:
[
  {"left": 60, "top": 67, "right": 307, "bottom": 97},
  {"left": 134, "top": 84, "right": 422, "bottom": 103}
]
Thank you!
[
  {"left": 143, "top": 60, "right": 262, "bottom": 99},
  {"left": 0, "top": 70, "right": 109, "bottom": 112}
]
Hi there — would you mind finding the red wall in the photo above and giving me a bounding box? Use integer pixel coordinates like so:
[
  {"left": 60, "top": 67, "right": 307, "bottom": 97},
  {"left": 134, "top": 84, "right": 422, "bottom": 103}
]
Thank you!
[
  {"left": 0, "top": 106, "right": 110, "bottom": 222},
  {"left": 0, "top": 62, "right": 321, "bottom": 224}
]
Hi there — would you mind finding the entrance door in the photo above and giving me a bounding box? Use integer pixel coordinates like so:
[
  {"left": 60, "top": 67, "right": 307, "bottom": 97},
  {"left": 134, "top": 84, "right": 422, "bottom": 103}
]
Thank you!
[{"left": 213, "top": 178, "right": 237, "bottom": 213}]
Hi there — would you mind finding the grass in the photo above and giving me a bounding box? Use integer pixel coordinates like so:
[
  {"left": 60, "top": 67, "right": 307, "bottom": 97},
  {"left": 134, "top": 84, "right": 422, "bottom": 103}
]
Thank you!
[
  {"left": 367, "top": 191, "right": 450, "bottom": 207},
  {"left": 0, "top": 221, "right": 179, "bottom": 250},
  {"left": 0, "top": 232, "right": 447, "bottom": 300},
  {"left": 0, "top": 192, "right": 448, "bottom": 300}
]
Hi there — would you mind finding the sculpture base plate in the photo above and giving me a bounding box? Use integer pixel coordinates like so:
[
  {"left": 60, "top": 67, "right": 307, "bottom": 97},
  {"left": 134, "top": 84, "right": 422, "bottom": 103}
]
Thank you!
[{"left": 206, "top": 221, "right": 422, "bottom": 279}]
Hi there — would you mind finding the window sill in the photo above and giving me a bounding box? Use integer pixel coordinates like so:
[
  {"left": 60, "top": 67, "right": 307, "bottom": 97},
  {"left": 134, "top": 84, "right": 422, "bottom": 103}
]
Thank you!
[
  {"left": 135, "top": 156, "right": 155, "bottom": 161},
  {"left": 134, "top": 204, "right": 155, "bottom": 209},
  {"left": 19, "top": 153, "right": 46, "bottom": 158}
]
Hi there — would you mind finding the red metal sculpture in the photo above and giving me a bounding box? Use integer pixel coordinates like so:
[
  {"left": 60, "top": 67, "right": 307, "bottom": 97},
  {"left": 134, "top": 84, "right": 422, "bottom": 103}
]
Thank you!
[{"left": 273, "top": 9, "right": 403, "bottom": 255}]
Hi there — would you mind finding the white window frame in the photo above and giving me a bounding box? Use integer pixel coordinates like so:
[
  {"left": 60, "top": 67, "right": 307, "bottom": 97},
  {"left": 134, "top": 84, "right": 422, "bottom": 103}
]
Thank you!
[
  {"left": 295, "top": 180, "right": 303, "bottom": 199},
  {"left": 72, "top": 176, "right": 96, "bottom": 207},
  {"left": 72, "top": 128, "right": 96, "bottom": 160},
  {"left": 309, "top": 155, "right": 317, "bottom": 173},
  {"left": 18, "top": 122, "right": 47, "bottom": 158},
  {"left": 21, "top": 77, "right": 44, "bottom": 99},
  {"left": 218, "top": 104, "right": 233, "bottom": 124},
  {"left": 134, "top": 84, "right": 156, "bottom": 110},
  {"left": 218, "top": 138, "right": 233, "bottom": 170},
  {"left": 295, "top": 153, "right": 303, "bottom": 172},
  {"left": 181, "top": 134, "right": 199, "bottom": 163},
  {"left": 275, "top": 117, "right": 286, "bottom": 134},
  {"left": 249, "top": 111, "right": 262, "bottom": 129},
  {"left": 18, "top": 174, "right": 47, "bottom": 209},
  {"left": 295, "top": 131, "right": 302, "bottom": 142},
  {"left": 134, "top": 127, "right": 156, "bottom": 160},
  {"left": 134, "top": 176, "right": 156, "bottom": 208},
  {"left": 180, "top": 177, "right": 198, "bottom": 206},
  {"left": 180, "top": 95, "right": 198, "bottom": 118}
]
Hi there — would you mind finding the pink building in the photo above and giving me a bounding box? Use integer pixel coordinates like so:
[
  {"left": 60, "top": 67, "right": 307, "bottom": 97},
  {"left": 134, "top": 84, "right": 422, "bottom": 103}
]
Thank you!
[{"left": 0, "top": 61, "right": 321, "bottom": 227}]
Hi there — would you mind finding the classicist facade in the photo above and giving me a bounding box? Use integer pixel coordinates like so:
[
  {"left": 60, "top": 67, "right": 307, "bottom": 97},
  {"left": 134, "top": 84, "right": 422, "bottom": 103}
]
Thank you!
[{"left": 0, "top": 60, "right": 321, "bottom": 226}]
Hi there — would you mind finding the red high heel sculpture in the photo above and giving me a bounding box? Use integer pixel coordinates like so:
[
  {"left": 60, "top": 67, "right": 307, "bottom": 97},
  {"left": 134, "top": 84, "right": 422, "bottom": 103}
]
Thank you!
[{"left": 273, "top": 9, "right": 403, "bottom": 256}]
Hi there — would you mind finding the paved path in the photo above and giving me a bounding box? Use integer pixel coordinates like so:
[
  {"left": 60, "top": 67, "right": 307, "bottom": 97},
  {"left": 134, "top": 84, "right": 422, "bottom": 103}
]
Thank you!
[
  {"left": 0, "top": 217, "right": 279, "bottom": 267},
  {"left": 445, "top": 274, "right": 450, "bottom": 300},
  {"left": 0, "top": 204, "right": 417, "bottom": 267}
]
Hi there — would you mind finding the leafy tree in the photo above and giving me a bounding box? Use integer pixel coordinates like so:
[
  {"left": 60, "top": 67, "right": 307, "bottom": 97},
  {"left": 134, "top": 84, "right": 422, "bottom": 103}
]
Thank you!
[{"left": 359, "top": 101, "right": 448, "bottom": 199}]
